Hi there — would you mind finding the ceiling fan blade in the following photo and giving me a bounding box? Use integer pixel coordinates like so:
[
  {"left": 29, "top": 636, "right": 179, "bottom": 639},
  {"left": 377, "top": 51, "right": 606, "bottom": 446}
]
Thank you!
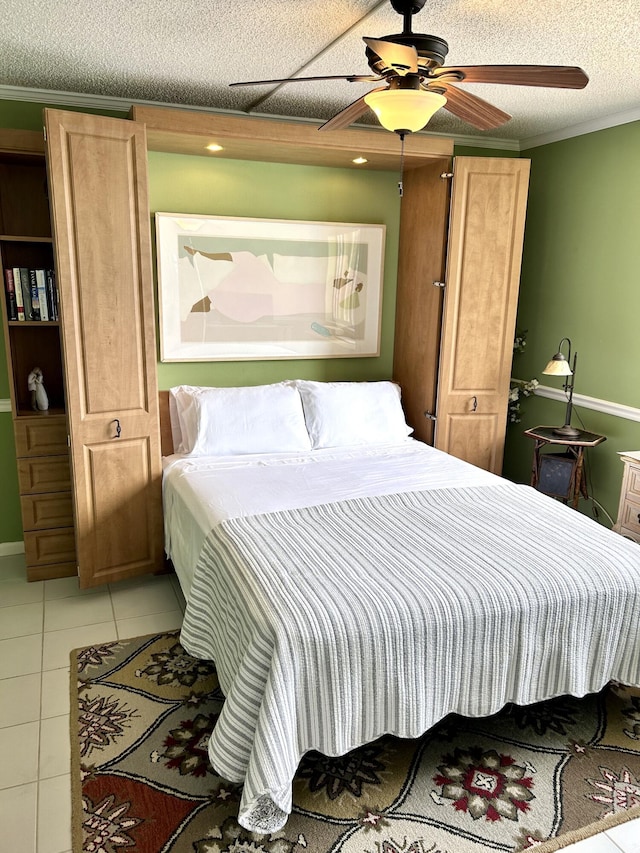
[
  {"left": 318, "top": 87, "right": 387, "bottom": 132},
  {"left": 363, "top": 37, "right": 419, "bottom": 74},
  {"left": 432, "top": 83, "right": 511, "bottom": 130},
  {"left": 230, "top": 73, "right": 382, "bottom": 88},
  {"left": 433, "top": 65, "right": 589, "bottom": 89}
]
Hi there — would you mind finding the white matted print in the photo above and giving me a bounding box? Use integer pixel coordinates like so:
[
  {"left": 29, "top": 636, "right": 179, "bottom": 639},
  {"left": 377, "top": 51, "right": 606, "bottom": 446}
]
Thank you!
[{"left": 155, "top": 213, "right": 386, "bottom": 361}]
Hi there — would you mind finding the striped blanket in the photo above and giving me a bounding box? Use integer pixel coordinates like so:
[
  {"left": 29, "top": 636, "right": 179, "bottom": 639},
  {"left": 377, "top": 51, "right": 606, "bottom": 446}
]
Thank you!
[{"left": 179, "top": 481, "right": 640, "bottom": 832}]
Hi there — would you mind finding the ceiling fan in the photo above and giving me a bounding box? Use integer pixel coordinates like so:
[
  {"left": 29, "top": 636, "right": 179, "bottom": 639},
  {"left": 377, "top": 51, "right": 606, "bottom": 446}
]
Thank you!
[{"left": 230, "top": 0, "right": 589, "bottom": 134}]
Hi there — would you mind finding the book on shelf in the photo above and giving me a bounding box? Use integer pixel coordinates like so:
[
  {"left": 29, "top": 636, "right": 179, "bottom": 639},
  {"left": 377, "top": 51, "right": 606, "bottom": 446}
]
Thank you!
[
  {"left": 46, "top": 269, "right": 58, "bottom": 321},
  {"left": 9, "top": 268, "right": 25, "bottom": 320},
  {"left": 28, "top": 270, "right": 41, "bottom": 321},
  {"left": 35, "top": 269, "right": 49, "bottom": 321},
  {"left": 3, "top": 268, "right": 19, "bottom": 320},
  {"left": 3, "top": 267, "right": 58, "bottom": 322},
  {"left": 18, "top": 268, "right": 33, "bottom": 320}
]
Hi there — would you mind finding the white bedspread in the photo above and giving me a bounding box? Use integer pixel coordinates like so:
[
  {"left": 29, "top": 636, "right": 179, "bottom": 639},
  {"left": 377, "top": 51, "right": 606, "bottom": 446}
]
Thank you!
[
  {"left": 163, "top": 442, "right": 640, "bottom": 833},
  {"left": 162, "top": 440, "right": 497, "bottom": 596}
]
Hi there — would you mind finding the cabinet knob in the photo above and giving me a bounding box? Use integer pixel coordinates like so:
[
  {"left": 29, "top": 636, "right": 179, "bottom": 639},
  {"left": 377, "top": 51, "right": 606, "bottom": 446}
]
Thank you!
[
  {"left": 472, "top": 395, "right": 478, "bottom": 413},
  {"left": 112, "top": 418, "right": 122, "bottom": 439}
]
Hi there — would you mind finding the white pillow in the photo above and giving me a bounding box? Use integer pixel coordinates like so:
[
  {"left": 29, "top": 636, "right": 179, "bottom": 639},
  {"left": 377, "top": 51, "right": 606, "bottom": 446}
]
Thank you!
[
  {"left": 296, "top": 380, "right": 413, "bottom": 449},
  {"left": 169, "top": 383, "right": 312, "bottom": 456}
]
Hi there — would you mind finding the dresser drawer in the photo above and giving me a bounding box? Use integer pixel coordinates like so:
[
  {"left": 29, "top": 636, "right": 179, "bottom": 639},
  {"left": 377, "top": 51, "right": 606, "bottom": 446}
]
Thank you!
[
  {"left": 18, "top": 456, "right": 72, "bottom": 494},
  {"left": 14, "top": 417, "right": 68, "bottom": 457},
  {"left": 24, "top": 527, "right": 76, "bottom": 567},
  {"left": 618, "top": 500, "right": 640, "bottom": 540},
  {"left": 627, "top": 463, "right": 640, "bottom": 502},
  {"left": 20, "top": 491, "right": 74, "bottom": 531}
]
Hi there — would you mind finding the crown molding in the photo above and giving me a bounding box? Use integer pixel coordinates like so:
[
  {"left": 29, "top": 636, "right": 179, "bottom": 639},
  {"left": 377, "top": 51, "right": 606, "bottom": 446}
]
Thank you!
[
  {"left": 448, "top": 134, "right": 519, "bottom": 151},
  {"left": 520, "top": 105, "right": 640, "bottom": 150}
]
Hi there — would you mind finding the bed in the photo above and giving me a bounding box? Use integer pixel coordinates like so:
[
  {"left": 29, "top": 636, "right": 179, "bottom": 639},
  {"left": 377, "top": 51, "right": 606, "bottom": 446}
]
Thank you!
[{"left": 160, "top": 380, "right": 640, "bottom": 833}]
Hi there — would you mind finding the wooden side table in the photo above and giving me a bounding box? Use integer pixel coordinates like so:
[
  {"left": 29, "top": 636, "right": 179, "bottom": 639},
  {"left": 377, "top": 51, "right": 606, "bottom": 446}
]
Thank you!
[{"left": 524, "top": 426, "right": 606, "bottom": 509}]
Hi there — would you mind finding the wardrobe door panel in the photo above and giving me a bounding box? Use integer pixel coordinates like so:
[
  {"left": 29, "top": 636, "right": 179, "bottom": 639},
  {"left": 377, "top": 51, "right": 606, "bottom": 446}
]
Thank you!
[
  {"left": 435, "top": 157, "right": 530, "bottom": 474},
  {"left": 44, "top": 109, "right": 163, "bottom": 588}
]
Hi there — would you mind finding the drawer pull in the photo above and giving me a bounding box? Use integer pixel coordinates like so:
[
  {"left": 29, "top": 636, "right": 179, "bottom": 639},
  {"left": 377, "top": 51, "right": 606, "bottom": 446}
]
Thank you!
[{"left": 112, "top": 419, "right": 122, "bottom": 439}]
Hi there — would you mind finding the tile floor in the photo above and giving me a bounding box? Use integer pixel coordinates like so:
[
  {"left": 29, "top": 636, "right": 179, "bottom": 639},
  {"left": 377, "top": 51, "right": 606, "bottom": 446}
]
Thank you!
[
  {"left": 1, "top": 552, "right": 639, "bottom": 853},
  {"left": 0, "top": 552, "right": 185, "bottom": 853}
]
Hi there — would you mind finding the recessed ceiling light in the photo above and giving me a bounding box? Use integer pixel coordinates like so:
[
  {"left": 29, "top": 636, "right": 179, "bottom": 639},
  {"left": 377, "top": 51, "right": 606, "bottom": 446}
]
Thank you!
[
  {"left": 206, "top": 143, "right": 224, "bottom": 152},
  {"left": 352, "top": 157, "right": 368, "bottom": 165}
]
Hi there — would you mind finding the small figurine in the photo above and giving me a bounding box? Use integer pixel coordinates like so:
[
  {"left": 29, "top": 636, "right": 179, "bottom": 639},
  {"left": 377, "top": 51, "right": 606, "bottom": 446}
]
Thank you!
[{"left": 27, "top": 367, "right": 49, "bottom": 412}]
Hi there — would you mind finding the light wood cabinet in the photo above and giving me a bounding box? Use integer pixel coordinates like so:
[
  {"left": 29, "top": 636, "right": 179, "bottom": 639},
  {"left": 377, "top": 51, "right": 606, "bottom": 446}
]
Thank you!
[
  {"left": 613, "top": 451, "right": 640, "bottom": 544},
  {"left": 44, "top": 109, "right": 164, "bottom": 588},
  {"left": 393, "top": 156, "right": 530, "bottom": 475}
]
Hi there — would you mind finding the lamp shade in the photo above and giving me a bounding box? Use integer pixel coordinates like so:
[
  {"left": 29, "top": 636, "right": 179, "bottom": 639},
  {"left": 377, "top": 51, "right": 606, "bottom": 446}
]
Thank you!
[
  {"left": 364, "top": 89, "right": 447, "bottom": 133},
  {"left": 542, "top": 353, "right": 573, "bottom": 377}
]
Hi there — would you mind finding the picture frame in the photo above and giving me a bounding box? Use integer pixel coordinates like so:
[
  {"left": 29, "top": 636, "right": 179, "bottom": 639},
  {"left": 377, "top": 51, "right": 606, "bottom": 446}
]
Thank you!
[{"left": 155, "top": 212, "right": 386, "bottom": 361}]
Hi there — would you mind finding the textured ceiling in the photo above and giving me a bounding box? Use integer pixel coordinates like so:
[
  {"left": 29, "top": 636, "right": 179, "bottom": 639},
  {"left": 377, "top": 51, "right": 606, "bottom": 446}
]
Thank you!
[{"left": 1, "top": 0, "right": 638, "bottom": 144}]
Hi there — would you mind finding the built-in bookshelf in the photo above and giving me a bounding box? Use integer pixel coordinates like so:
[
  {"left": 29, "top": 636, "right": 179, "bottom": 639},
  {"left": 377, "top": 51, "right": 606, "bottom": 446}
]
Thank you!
[
  {"left": 0, "top": 153, "right": 65, "bottom": 415},
  {"left": 0, "top": 137, "right": 76, "bottom": 581}
]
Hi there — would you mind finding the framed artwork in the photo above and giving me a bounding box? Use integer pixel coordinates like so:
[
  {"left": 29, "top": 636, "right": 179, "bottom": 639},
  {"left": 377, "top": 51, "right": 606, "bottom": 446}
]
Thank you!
[{"left": 155, "top": 212, "right": 386, "bottom": 361}]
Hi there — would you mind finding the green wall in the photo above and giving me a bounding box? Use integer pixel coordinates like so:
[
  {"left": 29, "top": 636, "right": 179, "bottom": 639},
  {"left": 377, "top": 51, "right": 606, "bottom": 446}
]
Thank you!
[
  {"left": 148, "top": 152, "right": 401, "bottom": 389},
  {"left": 502, "top": 121, "right": 640, "bottom": 522}
]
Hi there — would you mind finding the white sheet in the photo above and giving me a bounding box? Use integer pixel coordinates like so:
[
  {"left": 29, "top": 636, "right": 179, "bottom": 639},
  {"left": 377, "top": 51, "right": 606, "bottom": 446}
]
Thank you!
[{"left": 162, "top": 440, "right": 499, "bottom": 597}]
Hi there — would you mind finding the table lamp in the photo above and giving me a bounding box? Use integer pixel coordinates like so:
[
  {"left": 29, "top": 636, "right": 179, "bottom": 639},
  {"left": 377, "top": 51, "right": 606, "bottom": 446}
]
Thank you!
[{"left": 542, "top": 337, "right": 580, "bottom": 437}]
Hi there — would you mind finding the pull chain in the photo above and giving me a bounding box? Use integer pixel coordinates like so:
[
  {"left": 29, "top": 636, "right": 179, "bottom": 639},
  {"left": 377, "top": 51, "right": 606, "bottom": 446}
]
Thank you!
[{"left": 398, "top": 131, "right": 405, "bottom": 197}]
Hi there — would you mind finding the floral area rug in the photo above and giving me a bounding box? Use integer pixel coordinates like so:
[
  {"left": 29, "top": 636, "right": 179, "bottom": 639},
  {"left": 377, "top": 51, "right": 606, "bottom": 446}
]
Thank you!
[{"left": 71, "top": 631, "right": 640, "bottom": 853}]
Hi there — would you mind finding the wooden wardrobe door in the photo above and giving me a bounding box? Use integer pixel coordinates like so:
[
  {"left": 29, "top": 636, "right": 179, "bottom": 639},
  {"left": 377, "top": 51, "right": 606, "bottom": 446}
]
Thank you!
[
  {"left": 44, "top": 109, "right": 164, "bottom": 588},
  {"left": 435, "top": 157, "right": 530, "bottom": 474},
  {"left": 393, "top": 157, "right": 451, "bottom": 444}
]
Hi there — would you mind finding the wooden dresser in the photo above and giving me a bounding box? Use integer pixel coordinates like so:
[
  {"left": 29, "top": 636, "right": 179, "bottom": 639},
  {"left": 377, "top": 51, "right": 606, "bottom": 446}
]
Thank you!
[
  {"left": 16, "top": 414, "right": 76, "bottom": 579},
  {"left": 613, "top": 451, "right": 640, "bottom": 544}
]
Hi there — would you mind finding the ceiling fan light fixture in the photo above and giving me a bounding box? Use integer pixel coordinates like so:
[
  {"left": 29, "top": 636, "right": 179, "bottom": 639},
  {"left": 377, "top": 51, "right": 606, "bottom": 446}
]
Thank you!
[{"left": 364, "top": 89, "right": 446, "bottom": 133}]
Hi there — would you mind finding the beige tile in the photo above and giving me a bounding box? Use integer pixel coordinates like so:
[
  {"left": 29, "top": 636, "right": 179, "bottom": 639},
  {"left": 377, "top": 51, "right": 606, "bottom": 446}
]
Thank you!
[
  {"left": 0, "top": 601, "right": 44, "bottom": 640},
  {"left": 44, "top": 576, "right": 104, "bottom": 601},
  {"left": 41, "top": 668, "right": 70, "bottom": 720},
  {"left": 42, "top": 622, "right": 117, "bottom": 671},
  {"left": 0, "top": 720, "right": 39, "bottom": 788},
  {"left": 0, "top": 633, "right": 43, "bottom": 679},
  {"left": 0, "top": 577, "right": 44, "bottom": 607},
  {"left": 44, "top": 591, "right": 113, "bottom": 633},
  {"left": 110, "top": 575, "right": 180, "bottom": 620},
  {"left": 0, "top": 782, "right": 37, "bottom": 853},
  {"left": 39, "top": 715, "right": 70, "bottom": 781},
  {"left": 0, "top": 673, "right": 41, "bottom": 728},
  {"left": 563, "top": 832, "right": 624, "bottom": 851},
  {"left": 0, "top": 553, "right": 28, "bottom": 583},
  {"left": 37, "top": 774, "right": 72, "bottom": 853},
  {"left": 117, "top": 610, "right": 183, "bottom": 640},
  {"left": 606, "top": 816, "right": 640, "bottom": 851}
]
